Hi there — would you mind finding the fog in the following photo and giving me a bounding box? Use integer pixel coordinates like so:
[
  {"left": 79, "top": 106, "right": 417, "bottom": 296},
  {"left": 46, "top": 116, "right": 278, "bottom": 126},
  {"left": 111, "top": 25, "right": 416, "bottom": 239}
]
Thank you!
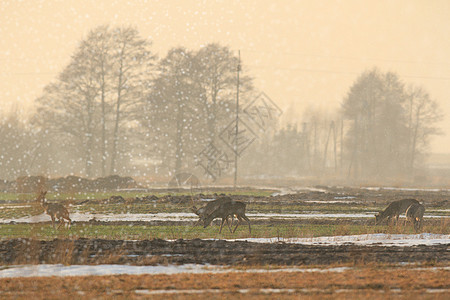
[{"left": 1, "top": 1, "right": 449, "bottom": 187}]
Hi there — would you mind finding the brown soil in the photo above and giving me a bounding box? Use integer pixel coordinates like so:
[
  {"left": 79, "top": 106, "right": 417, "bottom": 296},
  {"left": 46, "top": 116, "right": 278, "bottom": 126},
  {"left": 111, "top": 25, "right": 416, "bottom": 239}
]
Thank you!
[
  {"left": 0, "top": 267, "right": 448, "bottom": 299},
  {"left": 1, "top": 238, "right": 448, "bottom": 266}
]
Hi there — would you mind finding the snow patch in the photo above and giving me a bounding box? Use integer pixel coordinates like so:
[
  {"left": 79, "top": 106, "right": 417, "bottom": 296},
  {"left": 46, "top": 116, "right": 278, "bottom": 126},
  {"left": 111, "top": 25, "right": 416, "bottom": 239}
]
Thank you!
[
  {"left": 0, "top": 211, "right": 446, "bottom": 224},
  {"left": 271, "top": 186, "right": 328, "bottom": 196},
  {"left": 0, "top": 264, "right": 351, "bottom": 278},
  {"left": 301, "top": 200, "right": 358, "bottom": 204},
  {"left": 0, "top": 262, "right": 448, "bottom": 279},
  {"left": 362, "top": 187, "right": 449, "bottom": 192},
  {"left": 232, "top": 233, "right": 450, "bottom": 246}
]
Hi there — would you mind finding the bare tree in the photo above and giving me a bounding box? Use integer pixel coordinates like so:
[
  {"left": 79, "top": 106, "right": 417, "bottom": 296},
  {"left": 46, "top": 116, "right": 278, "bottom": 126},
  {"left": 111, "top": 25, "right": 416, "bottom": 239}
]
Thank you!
[
  {"left": 34, "top": 25, "right": 155, "bottom": 177},
  {"left": 192, "top": 44, "right": 252, "bottom": 145},
  {"left": 405, "top": 85, "right": 443, "bottom": 171},
  {"left": 0, "top": 110, "right": 34, "bottom": 179},
  {"left": 35, "top": 50, "right": 100, "bottom": 177},
  {"left": 141, "top": 44, "right": 254, "bottom": 177},
  {"left": 142, "top": 48, "right": 201, "bottom": 174},
  {"left": 109, "top": 26, "right": 155, "bottom": 175},
  {"left": 90, "top": 26, "right": 114, "bottom": 176},
  {"left": 342, "top": 69, "right": 408, "bottom": 178}
]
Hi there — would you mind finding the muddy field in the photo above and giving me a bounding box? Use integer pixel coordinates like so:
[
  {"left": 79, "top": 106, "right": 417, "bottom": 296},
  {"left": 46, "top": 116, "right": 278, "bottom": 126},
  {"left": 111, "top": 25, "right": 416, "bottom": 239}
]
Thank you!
[
  {"left": 0, "top": 238, "right": 449, "bottom": 267},
  {"left": 0, "top": 186, "right": 449, "bottom": 266},
  {"left": 0, "top": 186, "right": 449, "bottom": 298}
]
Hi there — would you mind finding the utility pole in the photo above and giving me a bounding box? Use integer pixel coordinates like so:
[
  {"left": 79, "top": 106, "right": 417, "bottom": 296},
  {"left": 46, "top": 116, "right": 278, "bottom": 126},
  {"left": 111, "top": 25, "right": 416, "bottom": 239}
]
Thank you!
[
  {"left": 234, "top": 50, "right": 241, "bottom": 189},
  {"left": 340, "top": 118, "right": 344, "bottom": 175}
]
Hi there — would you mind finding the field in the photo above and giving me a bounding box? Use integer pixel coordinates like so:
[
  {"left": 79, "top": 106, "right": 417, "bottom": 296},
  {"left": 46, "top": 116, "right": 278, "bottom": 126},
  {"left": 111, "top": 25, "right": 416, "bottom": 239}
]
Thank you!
[{"left": 0, "top": 186, "right": 449, "bottom": 298}]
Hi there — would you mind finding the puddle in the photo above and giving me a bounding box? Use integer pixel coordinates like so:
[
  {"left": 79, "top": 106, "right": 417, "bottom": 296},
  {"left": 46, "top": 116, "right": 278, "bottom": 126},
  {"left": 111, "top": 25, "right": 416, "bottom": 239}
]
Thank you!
[
  {"left": 0, "top": 262, "right": 448, "bottom": 279},
  {"left": 362, "top": 187, "right": 450, "bottom": 192},
  {"left": 271, "top": 187, "right": 328, "bottom": 196},
  {"left": 426, "top": 289, "right": 449, "bottom": 293},
  {"left": 232, "top": 233, "right": 450, "bottom": 246},
  {"left": 0, "top": 264, "right": 351, "bottom": 278},
  {"left": 0, "top": 211, "right": 447, "bottom": 224},
  {"left": 301, "top": 200, "right": 359, "bottom": 204}
]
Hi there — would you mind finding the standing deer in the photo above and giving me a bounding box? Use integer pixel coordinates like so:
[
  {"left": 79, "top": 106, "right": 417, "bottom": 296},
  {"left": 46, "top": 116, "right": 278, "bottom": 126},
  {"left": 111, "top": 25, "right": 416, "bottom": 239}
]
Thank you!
[
  {"left": 375, "top": 198, "right": 420, "bottom": 225},
  {"left": 38, "top": 191, "right": 71, "bottom": 229},
  {"left": 404, "top": 203, "right": 425, "bottom": 232},
  {"left": 202, "top": 200, "right": 251, "bottom": 234}
]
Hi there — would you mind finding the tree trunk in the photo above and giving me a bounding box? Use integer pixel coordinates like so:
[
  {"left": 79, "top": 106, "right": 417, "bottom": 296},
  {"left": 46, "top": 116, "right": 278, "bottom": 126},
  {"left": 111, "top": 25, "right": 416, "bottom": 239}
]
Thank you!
[
  {"left": 407, "top": 97, "right": 414, "bottom": 172},
  {"left": 110, "top": 58, "right": 124, "bottom": 175},
  {"left": 100, "top": 66, "right": 107, "bottom": 177},
  {"left": 410, "top": 108, "right": 421, "bottom": 171},
  {"left": 174, "top": 102, "right": 184, "bottom": 174},
  {"left": 85, "top": 97, "right": 94, "bottom": 178}
]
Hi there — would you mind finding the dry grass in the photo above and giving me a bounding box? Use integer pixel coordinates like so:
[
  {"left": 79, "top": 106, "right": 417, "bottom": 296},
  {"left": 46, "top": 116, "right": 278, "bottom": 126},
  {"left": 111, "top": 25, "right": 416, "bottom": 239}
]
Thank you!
[
  {"left": 10, "top": 239, "right": 41, "bottom": 265},
  {"left": 0, "top": 265, "right": 448, "bottom": 299},
  {"left": 49, "top": 240, "right": 79, "bottom": 265},
  {"left": 436, "top": 218, "right": 450, "bottom": 234}
]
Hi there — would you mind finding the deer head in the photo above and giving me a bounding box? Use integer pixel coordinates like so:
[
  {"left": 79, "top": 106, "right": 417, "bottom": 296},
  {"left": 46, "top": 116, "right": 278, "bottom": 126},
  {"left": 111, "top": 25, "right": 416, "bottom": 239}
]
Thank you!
[
  {"left": 374, "top": 213, "right": 380, "bottom": 225},
  {"left": 191, "top": 205, "right": 207, "bottom": 216},
  {"left": 37, "top": 190, "right": 47, "bottom": 202}
]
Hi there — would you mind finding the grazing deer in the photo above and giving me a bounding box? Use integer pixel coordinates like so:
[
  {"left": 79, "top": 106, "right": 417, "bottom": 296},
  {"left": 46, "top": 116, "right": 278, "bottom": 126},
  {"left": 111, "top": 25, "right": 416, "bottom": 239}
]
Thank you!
[
  {"left": 405, "top": 203, "right": 425, "bottom": 232},
  {"left": 38, "top": 191, "right": 71, "bottom": 229},
  {"left": 191, "top": 196, "right": 234, "bottom": 232},
  {"left": 375, "top": 198, "right": 420, "bottom": 225},
  {"left": 202, "top": 200, "right": 251, "bottom": 234}
]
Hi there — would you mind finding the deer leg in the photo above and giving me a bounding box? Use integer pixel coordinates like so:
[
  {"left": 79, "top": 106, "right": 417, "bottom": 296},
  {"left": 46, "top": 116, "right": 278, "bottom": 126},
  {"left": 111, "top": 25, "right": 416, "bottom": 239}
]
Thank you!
[
  {"left": 51, "top": 216, "right": 56, "bottom": 228},
  {"left": 193, "top": 218, "right": 202, "bottom": 227},
  {"left": 388, "top": 216, "right": 396, "bottom": 226},
  {"left": 232, "top": 215, "right": 251, "bottom": 234},
  {"left": 232, "top": 216, "right": 242, "bottom": 233},
  {"left": 226, "top": 215, "right": 233, "bottom": 233},
  {"left": 221, "top": 216, "right": 233, "bottom": 233},
  {"left": 241, "top": 215, "right": 251, "bottom": 234},
  {"left": 219, "top": 218, "right": 227, "bottom": 233},
  {"left": 57, "top": 218, "right": 64, "bottom": 229},
  {"left": 415, "top": 219, "right": 422, "bottom": 232}
]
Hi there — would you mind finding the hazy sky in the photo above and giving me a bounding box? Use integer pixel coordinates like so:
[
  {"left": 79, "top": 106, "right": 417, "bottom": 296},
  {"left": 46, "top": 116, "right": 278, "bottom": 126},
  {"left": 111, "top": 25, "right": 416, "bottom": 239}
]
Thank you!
[{"left": 1, "top": 0, "right": 449, "bottom": 153}]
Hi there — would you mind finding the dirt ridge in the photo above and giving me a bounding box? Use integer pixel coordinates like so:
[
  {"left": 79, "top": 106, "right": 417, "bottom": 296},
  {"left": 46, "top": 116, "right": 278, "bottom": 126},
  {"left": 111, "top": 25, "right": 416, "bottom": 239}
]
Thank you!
[{"left": 0, "top": 238, "right": 448, "bottom": 266}]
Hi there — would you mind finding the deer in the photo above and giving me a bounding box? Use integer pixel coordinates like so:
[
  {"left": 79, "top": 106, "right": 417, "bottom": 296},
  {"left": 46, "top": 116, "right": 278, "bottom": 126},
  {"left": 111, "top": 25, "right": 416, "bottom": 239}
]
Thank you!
[
  {"left": 375, "top": 198, "right": 420, "bottom": 225},
  {"left": 37, "top": 191, "right": 71, "bottom": 229},
  {"left": 201, "top": 200, "right": 251, "bottom": 234},
  {"left": 404, "top": 203, "right": 425, "bottom": 232},
  {"left": 191, "top": 196, "right": 234, "bottom": 232}
]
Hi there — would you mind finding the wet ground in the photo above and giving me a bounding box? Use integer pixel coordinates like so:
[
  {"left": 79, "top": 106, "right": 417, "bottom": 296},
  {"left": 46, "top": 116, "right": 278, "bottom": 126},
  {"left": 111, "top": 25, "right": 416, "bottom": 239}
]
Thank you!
[
  {"left": 0, "top": 186, "right": 448, "bottom": 267},
  {"left": 1, "top": 185, "right": 449, "bottom": 224},
  {"left": 0, "top": 186, "right": 449, "bottom": 298},
  {"left": 1, "top": 237, "right": 448, "bottom": 266}
]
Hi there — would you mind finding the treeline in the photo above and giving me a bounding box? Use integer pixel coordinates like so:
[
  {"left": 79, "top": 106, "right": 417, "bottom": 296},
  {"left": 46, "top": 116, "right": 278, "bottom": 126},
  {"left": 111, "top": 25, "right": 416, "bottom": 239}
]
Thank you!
[
  {"left": 0, "top": 25, "right": 442, "bottom": 183},
  {"left": 241, "top": 69, "right": 442, "bottom": 181},
  {"left": 7, "top": 25, "right": 253, "bottom": 180}
]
